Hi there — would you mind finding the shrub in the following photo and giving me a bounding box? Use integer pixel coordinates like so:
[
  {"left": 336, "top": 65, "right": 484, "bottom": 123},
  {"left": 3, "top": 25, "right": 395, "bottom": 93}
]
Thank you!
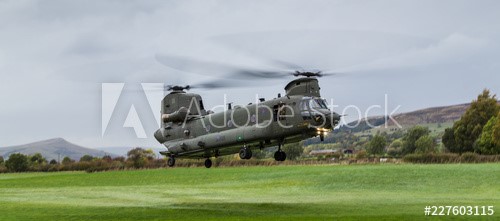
[
  {"left": 403, "top": 152, "right": 499, "bottom": 164},
  {"left": 460, "top": 152, "right": 479, "bottom": 163},
  {"left": 0, "top": 165, "right": 8, "bottom": 173},
  {"left": 405, "top": 153, "right": 445, "bottom": 163},
  {"left": 356, "top": 150, "right": 367, "bottom": 159}
]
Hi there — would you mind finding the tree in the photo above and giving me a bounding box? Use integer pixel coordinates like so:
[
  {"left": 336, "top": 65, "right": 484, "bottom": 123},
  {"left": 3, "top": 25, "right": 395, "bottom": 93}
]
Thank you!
[
  {"left": 0, "top": 156, "right": 4, "bottom": 165},
  {"left": 442, "top": 128, "right": 456, "bottom": 152},
  {"left": 102, "top": 155, "right": 113, "bottom": 162},
  {"left": 49, "top": 159, "right": 58, "bottom": 165},
  {"left": 368, "top": 134, "right": 386, "bottom": 156},
  {"left": 29, "top": 153, "right": 47, "bottom": 165},
  {"left": 127, "top": 148, "right": 155, "bottom": 168},
  {"left": 493, "top": 112, "right": 500, "bottom": 147},
  {"left": 282, "top": 142, "right": 304, "bottom": 160},
  {"left": 415, "top": 135, "right": 435, "bottom": 153},
  {"left": 62, "top": 156, "right": 74, "bottom": 165},
  {"left": 475, "top": 116, "right": 500, "bottom": 154},
  {"left": 402, "top": 126, "right": 430, "bottom": 155},
  {"left": 444, "top": 89, "right": 499, "bottom": 153},
  {"left": 79, "top": 155, "right": 94, "bottom": 162},
  {"left": 5, "top": 153, "right": 29, "bottom": 172}
]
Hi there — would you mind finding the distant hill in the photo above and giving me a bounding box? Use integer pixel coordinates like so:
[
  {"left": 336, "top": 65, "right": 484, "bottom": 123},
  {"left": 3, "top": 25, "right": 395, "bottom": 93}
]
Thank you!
[
  {"left": 339, "top": 103, "right": 472, "bottom": 133},
  {"left": 0, "top": 138, "right": 115, "bottom": 161},
  {"left": 94, "top": 146, "right": 165, "bottom": 157},
  {"left": 386, "top": 103, "right": 470, "bottom": 126}
]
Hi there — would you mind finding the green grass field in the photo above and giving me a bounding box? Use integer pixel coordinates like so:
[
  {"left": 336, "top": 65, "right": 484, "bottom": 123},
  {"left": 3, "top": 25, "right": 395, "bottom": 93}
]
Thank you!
[{"left": 0, "top": 164, "right": 499, "bottom": 220}]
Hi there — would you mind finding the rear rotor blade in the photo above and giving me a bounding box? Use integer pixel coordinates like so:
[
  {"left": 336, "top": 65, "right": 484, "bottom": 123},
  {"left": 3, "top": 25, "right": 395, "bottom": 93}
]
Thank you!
[{"left": 155, "top": 54, "right": 291, "bottom": 80}]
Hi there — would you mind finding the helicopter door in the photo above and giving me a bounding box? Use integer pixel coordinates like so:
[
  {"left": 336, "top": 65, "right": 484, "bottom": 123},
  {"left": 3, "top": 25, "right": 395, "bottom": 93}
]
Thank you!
[
  {"left": 273, "top": 102, "right": 287, "bottom": 122},
  {"left": 278, "top": 102, "right": 286, "bottom": 121},
  {"left": 272, "top": 105, "right": 279, "bottom": 121}
]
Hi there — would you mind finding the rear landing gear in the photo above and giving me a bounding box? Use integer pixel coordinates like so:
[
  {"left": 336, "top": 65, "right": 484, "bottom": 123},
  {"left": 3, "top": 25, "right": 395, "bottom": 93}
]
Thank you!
[
  {"left": 204, "top": 158, "right": 212, "bottom": 168},
  {"left": 167, "top": 156, "right": 176, "bottom": 167},
  {"left": 274, "top": 143, "right": 287, "bottom": 161},
  {"left": 239, "top": 147, "right": 252, "bottom": 159}
]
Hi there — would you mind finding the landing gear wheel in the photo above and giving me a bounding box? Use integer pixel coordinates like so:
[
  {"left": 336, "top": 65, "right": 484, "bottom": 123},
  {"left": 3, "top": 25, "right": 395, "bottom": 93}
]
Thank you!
[
  {"left": 274, "top": 151, "right": 280, "bottom": 161},
  {"left": 239, "top": 147, "right": 252, "bottom": 159},
  {"left": 274, "top": 141, "right": 287, "bottom": 161},
  {"left": 167, "top": 157, "right": 175, "bottom": 167},
  {"left": 280, "top": 151, "right": 286, "bottom": 161},
  {"left": 245, "top": 149, "right": 252, "bottom": 159},
  {"left": 274, "top": 151, "right": 287, "bottom": 161},
  {"left": 204, "top": 158, "right": 212, "bottom": 168}
]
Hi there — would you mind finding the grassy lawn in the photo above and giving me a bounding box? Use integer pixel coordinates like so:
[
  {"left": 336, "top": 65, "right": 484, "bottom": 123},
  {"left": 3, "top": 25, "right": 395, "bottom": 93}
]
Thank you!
[{"left": 0, "top": 164, "right": 499, "bottom": 220}]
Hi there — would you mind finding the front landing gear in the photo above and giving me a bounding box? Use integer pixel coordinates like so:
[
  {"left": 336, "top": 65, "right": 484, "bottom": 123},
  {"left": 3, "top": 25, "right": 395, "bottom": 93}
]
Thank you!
[
  {"left": 204, "top": 158, "right": 212, "bottom": 168},
  {"left": 167, "top": 156, "right": 176, "bottom": 167},
  {"left": 239, "top": 147, "right": 252, "bottom": 159},
  {"left": 274, "top": 150, "right": 286, "bottom": 161},
  {"left": 274, "top": 143, "right": 287, "bottom": 161}
]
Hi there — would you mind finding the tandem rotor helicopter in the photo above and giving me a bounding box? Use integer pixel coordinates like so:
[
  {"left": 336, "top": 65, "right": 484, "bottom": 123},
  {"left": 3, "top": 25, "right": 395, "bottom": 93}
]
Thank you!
[{"left": 152, "top": 55, "right": 341, "bottom": 168}]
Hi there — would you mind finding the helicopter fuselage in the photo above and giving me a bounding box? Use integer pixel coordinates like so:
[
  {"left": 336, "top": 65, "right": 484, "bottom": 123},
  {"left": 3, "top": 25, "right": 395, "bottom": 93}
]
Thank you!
[{"left": 154, "top": 77, "right": 340, "bottom": 161}]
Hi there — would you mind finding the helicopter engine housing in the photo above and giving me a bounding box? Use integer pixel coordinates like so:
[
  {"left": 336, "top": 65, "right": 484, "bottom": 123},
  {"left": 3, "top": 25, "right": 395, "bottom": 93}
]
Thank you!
[{"left": 162, "top": 107, "right": 189, "bottom": 123}]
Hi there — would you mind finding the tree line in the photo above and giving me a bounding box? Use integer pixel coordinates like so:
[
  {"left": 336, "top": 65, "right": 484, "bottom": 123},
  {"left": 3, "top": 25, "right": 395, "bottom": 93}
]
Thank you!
[{"left": 0, "top": 148, "right": 162, "bottom": 173}]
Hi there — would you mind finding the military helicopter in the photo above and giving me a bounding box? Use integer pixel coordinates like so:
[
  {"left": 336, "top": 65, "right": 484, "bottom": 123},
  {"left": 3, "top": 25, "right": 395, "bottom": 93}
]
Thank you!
[{"left": 153, "top": 55, "right": 341, "bottom": 168}]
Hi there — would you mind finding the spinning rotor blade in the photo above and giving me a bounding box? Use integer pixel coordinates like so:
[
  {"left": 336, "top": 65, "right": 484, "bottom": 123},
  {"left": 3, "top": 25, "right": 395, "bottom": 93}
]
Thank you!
[
  {"left": 133, "top": 79, "right": 254, "bottom": 93},
  {"left": 269, "top": 59, "right": 305, "bottom": 71},
  {"left": 155, "top": 54, "right": 292, "bottom": 80}
]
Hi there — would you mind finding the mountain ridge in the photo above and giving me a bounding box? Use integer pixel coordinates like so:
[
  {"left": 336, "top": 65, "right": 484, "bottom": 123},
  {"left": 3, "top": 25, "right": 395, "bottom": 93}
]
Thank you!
[
  {"left": 0, "top": 138, "right": 115, "bottom": 161},
  {"left": 340, "top": 101, "right": 500, "bottom": 132}
]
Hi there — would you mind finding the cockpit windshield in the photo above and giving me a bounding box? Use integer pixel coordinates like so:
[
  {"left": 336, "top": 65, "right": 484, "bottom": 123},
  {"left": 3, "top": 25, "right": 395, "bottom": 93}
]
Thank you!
[{"left": 309, "top": 99, "right": 329, "bottom": 109}]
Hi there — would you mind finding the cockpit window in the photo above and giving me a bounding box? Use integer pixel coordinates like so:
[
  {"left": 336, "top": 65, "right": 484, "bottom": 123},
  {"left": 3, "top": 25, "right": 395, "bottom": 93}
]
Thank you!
[
  {"left": 300, "top": 100, "right": 309, "bottom": 111},
  {"left": 309, "top": 99, "right": 328, "bottom": 109}
]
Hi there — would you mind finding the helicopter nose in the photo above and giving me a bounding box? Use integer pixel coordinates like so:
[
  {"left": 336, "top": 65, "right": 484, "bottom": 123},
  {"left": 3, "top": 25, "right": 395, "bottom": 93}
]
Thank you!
[
  {"left": 313, "top": 110, "right": 341, "bottom": 129},
  {"left": 331, "top": 112, "right": 341, "bottom": 123},
  {"left": 330, "top": 112, "right": 341, "bottom": 126},
  {"left": 323, "top": 112, "right": 339, "bottom": 128}
]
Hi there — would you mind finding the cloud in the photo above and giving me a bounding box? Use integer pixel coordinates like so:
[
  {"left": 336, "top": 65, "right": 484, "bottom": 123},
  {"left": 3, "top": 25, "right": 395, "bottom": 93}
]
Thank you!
[
  {"left": 0, "top": 0, "right": 499, "bottom": 147},
  {"left": 336, "top": 33, "right": 491, "bottom": 73}
]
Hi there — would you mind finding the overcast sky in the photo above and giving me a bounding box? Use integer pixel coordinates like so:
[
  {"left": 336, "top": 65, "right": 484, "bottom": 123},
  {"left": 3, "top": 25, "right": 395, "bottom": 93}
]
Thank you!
[{"left": 1, "top": 0, "right": 499, "bottom": 148}]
